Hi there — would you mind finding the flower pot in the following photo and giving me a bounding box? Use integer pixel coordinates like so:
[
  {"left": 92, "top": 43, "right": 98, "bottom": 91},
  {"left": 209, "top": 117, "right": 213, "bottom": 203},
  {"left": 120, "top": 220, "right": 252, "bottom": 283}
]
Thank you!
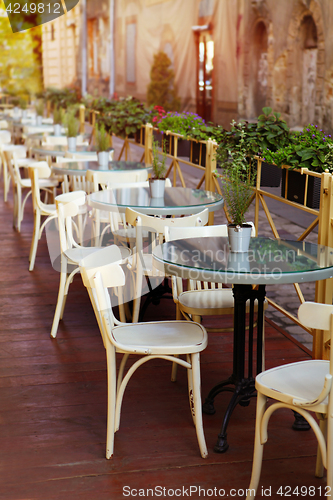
[
  {"left": 227, "top": 251, "right": 251, "bottom": 273},
  {"left": 150, "top": 178, "right": 165, "bottom": 198},
  {"left": 228, "top": 224, "right": 252, "bottom": 253},
  {"left": 150, "top": 196, "right": 165, "bottom": 207},
  {"left": 260, "top": 162, "right": 281, "bottom": 187},
  {"left": 67, "top": 136, "right": 77, "bottom": 151},
  {"left": 36, "top": 115, "right": 43, "bottom": 126},
  {"left": 98, "top": 151, "right": 109, "bottom": 168},
  {"left": 53, "top": 124, "right": 62, "bottom": 136},
  {"left": 191, "top": 142, "right": 206, "bottom": 167},
  {"left": 281, "top": 169, "right": 321, "bottom": 209}
]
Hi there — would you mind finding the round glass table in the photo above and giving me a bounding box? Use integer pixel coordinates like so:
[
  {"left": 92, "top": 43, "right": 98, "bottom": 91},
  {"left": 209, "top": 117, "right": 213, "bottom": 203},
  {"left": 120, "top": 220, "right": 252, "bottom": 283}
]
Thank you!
[
  {"left": 52, "top": 160, "right": 151, "bottom": 176},
  {"left": 153, "top": 237, "right": 333, "bottom": 452},
  {"left": 87, "top": 186, "right": 224, "bottom": 216},
  {"left": 32, "top": 144, "right": 92, "bottom": 157}
]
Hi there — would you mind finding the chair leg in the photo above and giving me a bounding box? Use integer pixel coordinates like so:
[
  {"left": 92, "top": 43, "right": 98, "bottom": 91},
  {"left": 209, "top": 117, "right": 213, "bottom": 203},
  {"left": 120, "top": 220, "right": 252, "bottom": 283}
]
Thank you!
[
  {"left": 50, "top": 270, "right": 68, "bottom": 338},
  {"left": 246, "top": 391, "right": 267, "bottom": 499},
  {"left": 16, "top": 185, "right": 22, "bottom": 232},
  {"left": 326, "top": 407, "right": 333, "bottom": 493},
  {"left": 171, "top": 305, "right": 182, "bottom": 382},
  {"left": 106, "top": 344, "right": 117, "bottom": 459},
  {"left": 189, "top": 352, "right": 208, "bottom": 458},
  {"left": 29, "top": 209, "right": 41, "bottom": 271},
  {"left": 315, "top": 415, "right": 327, "bottom": 478}
]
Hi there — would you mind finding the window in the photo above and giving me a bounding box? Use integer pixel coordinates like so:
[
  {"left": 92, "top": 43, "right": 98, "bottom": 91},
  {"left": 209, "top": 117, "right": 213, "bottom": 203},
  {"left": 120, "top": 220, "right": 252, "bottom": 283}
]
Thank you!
[{"left": 126, "top": 22, "right": 136, "bottom": 84}]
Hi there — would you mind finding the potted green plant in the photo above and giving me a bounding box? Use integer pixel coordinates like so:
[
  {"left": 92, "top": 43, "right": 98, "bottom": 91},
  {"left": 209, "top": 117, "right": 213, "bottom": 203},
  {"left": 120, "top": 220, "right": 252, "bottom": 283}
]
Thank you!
[
  {"left": 150, "top": 137, "right": 168, "bottom": 198},
  {"left": 53, "top": 107, "right": 64, "bottom": 136},
  {"left": 263, "top": 124, "right": 333, "bottom": 208},
  {"left": 19, "top": 98, "right": 28, "bottom": 119},
  {"left": 95, "top": 123, "right": 110, "bottom": 167},
  {"left": 157, "top": 111, "right": 207, "bottom": 157},
  {"left": 65, "top": 111, "right": 79, "bottom": 151},
  {"left": 215, "top": 130, "right": 255, "bottom": 252},
  {"left": 35, "top": 100, "right": 44, "bottom": 125}
]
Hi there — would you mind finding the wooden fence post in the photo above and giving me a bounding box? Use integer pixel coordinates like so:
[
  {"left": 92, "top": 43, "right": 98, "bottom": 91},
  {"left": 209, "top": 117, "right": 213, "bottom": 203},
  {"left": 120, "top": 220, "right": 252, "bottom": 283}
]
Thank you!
[
  {"left": 206, "top": 139, "right": 218, "bottom": 225},
  {"left": 314, "top": 172, "right": 333, "bottom": 358},
  {"left": 79, "top": 104, "right": 85, "bottom": 135},
  {"left": 145, "top": 123, "right": 153, "bottom": 166},
  {"left": 46, "top": 99, "right": 51, "bottom": 118}
]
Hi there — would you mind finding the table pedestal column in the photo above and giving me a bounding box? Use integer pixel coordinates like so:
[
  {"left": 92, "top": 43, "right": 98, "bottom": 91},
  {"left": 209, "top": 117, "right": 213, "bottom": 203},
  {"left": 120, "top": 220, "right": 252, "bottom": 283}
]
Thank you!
[{"left": 202, "top": 283, "right": 266, "bottom": 453}]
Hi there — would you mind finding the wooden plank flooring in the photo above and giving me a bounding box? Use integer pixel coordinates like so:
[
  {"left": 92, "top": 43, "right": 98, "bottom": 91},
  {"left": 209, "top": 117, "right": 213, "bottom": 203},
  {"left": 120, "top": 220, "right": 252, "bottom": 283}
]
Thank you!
[{"left": 0, "top": 179, "right": 324, "bottom": 499}]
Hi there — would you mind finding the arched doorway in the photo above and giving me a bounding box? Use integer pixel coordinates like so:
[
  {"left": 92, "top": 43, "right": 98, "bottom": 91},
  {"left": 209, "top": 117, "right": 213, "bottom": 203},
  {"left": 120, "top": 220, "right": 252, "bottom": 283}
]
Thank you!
[{"left": 251, "top": 21, "right": 268, "bottom": 116}]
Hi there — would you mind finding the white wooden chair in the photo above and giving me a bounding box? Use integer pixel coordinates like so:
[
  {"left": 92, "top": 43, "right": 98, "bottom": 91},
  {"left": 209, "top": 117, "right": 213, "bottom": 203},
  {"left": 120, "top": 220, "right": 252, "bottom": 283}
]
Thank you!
[
  {"left": 4, "top": 150, "right": 57, "bottom": 232},
  {"left": 165, "top": 223, "right": 260, "bottom": 328},
  {"left": 44, "top": 135, "right": 88, "bottom": 146},
  {"left": 50, "top": 191, "right": 130, "bottom": 338},
  {"left": 246, "top": 301, "right": 333, "bottom": 499},
  {"left": 28, "top": 162, "right": 58, "bottom": 271},
  {"left": 125, "top": 207, "right": 209, "bottom": 323},
  {"left": 85, "top": 169, "right": 150, "bottom": 243},
  {"left": 79, "top": 244, "right": 208, "bottom": 459}
]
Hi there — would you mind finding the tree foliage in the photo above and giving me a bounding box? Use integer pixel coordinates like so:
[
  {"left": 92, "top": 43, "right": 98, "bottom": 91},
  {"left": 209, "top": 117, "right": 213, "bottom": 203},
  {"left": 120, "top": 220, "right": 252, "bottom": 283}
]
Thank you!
[
  {"left": 0, "top": 1, "right": 43, "bottom": 96},
  {"left": 147, "top": 51, "right": 180, "bottom": 112}
]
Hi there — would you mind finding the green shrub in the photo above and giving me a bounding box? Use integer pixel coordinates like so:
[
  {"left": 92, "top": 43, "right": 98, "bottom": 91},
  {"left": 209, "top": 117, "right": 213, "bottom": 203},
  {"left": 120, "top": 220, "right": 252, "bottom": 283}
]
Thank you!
[{"left": 147, "top": 51, "right": 180, "bottom": 112}]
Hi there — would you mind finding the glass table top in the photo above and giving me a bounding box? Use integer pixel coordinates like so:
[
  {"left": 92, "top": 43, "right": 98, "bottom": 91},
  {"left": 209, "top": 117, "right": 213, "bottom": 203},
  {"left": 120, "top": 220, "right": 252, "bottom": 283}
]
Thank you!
[
  {"left": 32, "top": 144, "right": 92, "bottom": 155},
  {"left": 153, "top": 237, "right": 333, "bottom": 284},
  {"left": 87, "top": 187, "right": 224, "bottom": 215},
  {"left": 52, "top": 160, "right": 150, "bottom": 174}
]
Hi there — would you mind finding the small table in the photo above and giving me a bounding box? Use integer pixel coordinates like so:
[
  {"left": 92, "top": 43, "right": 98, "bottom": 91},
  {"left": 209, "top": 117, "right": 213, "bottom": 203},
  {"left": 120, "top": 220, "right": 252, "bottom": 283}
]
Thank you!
[
  {"left": 153, "top": 237, "right": 333, "bottom": 452},
  {"left": 52, "top": 160, "right": 150, "bottom": 176},
  {"left": 87, "top": 187, "right": 224, "bottom": 216},
  {"left": 32, "top": 144, "right": 92, "bottom": 158}
]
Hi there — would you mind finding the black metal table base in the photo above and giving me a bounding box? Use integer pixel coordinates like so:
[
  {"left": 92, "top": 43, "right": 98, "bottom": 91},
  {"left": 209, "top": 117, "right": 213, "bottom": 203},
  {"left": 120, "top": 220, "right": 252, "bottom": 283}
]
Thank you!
[{"left": 203, "top": 284, "right": 266, "bottom": 453}]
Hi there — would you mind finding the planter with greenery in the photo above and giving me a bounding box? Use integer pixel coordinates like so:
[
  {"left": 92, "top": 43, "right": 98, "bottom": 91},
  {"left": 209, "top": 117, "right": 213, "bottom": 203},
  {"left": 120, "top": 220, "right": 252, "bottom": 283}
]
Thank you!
[
  {"left": 53, "top": 107, "right": 64, "bottom": 136},
  {"left": 150, "top": 137, "right": 168, "bottom": 198},
  {"left": 65, "top": 111, "right": 79, "bottom": 151},
  {"left": 95, "top": 124, "right": 111, "bottom": 167},
  {"left": 45, "top": 87, "right": 80, "bottom": 110},
  {"left": 215, "top": 129, "right": 255, "bottom": 252},
  {"left": 98, "top": 97, "right": 151, "bottom": 139},
  {"left": 35, "top": 100, "right": 44, "bottom": 125},
  {"left": 263, "top": 123, "right": 333, "bottom": 208}
]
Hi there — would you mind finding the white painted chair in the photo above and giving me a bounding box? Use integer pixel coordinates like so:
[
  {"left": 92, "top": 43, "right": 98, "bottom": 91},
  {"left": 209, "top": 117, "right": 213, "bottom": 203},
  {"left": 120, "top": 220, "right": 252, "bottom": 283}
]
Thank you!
[
  {"left": 79, "top": 244, "right": 208, "bottom": 459},
  {"left": 0, "top": 131, "right": 14, "bottom": 201},
  {"left": 44, "top": 135, "right": 88, "bottom": 146},
  {"left": 28, "top": 162, "right": 58, "bottom": 271},
  {"left": 125, "top": 207, "right": 209, "bottom": 323},
  {"left": 50, "top": 191, "right": 130, "bottom": 338},
  {"left": 165, "top": 223, "right": 258, "bottom": 327},
  {"left": 246, "top": 301, "right": 333, "bottom": 499},
  {"left": 85, "top": 169, "right": 150, "bottom": 243},
  {"left": 4, "top": 150, "right": 58, "bottom": 232}
]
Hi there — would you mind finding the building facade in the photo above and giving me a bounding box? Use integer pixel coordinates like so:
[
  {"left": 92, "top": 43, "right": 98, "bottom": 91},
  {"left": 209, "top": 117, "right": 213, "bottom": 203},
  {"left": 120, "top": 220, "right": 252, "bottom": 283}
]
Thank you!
[{"left": 41, "top": 0, "right": 333, "bottom": 131}]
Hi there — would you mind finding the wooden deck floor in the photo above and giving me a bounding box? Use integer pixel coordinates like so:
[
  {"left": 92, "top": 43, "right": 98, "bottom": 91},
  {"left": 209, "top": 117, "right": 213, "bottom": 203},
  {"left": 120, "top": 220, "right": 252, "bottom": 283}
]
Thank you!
[{"left": 0, "top": 180, "right": 324, "bottom": 500}]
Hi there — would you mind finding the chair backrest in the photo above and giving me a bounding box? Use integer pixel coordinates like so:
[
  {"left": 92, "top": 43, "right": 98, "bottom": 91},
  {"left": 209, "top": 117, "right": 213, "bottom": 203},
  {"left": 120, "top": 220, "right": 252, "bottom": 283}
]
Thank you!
[
  {"left": 28, "top": 162, "right": 52, "bottom": 211},
  {"left": 80, "top": 246, "right": 126, "bottom": 334},
  {"left": 0, "top": 130, "right": 11, "bottom": 144},
  {"left": 165, "top": 222, "right": 255, "bottom": 292},
  {"left": 65, "top": 151, "right": 98, "bottom": 161},
  {"left": 55, "top": 190, "right": 87, "bottom": 253},
  {"left": 165, "top": 222, "right": 255, "bottom": 242},
  {"left": 0, "top": 121, "right": 9, "bottom": 130},
  {"left": 125, "top": 207, "right": 209, "bottom": 276},
  {"left": 298, "top": 301, "right": 333, "bottom": 364},
  {"left": 43, "top": 136, "right": 68, "bottom": 145},
  {"left": 86, "top": 168, "right": 149, "bottom": 192}
]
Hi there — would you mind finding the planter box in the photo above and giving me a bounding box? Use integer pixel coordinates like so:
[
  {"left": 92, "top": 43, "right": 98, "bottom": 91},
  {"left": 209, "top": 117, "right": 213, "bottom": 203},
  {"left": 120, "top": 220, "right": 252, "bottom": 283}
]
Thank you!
[
  {"left": 260, "top": 162, "right": 281, "bottom": 187},
  {"left": 135, "top": 129, "right": 145, "bottom": 145},
  {"left": 191, "top": 142, "right": 206, "bottom": 167},
  {"left": 281, "top": 169, "right": 321, "bottom": 209},
  {"left": 153, "top": 131, "right": 190, "bottom": 157}
]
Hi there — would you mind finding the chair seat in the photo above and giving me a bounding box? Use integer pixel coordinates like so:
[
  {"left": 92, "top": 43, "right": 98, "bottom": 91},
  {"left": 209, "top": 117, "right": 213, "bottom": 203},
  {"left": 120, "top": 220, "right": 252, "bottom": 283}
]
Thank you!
[
  {"left": 65, "top": 245, "right": 130, "bottom": 266},
  {"left": 112, "top": 320, "right": 208, "bottom": 355},
  {"left": 256, "top": 359, "right": 330, "bottom": 413},
  {"left": 179, "top": 288, "right": 266, "bottom": 315}
]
